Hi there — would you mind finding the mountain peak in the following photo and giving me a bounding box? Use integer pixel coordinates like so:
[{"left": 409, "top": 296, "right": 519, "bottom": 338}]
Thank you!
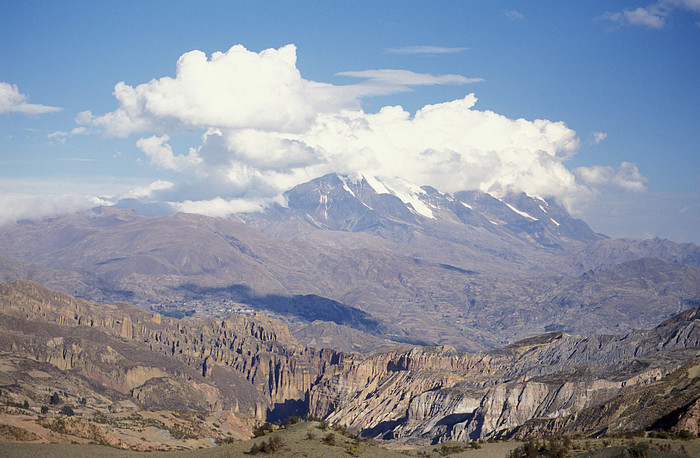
[{"left": 275, "top": 172, "right": 602, "bottom": 246}]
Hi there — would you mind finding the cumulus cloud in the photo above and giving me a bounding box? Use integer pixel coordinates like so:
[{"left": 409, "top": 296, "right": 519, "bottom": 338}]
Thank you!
[
  {"left": 603, "top": 0, "right": 700, "bottom": 28},
  {"left": 78, "top": 44, "right": 350, "bottom": 137},
  {"left": 136, "top": 135, "right": 202, "bottom": 171},
  {"left": 0, "top": 82, "right": 61, "bottom": 115},
  {"left": 65, "top": 43, "right": 646, "bottom": 218},
  {"left": 574, "top": 162, "right": 648, "bottom": 192},
  {"left": 283, "top": 95, "right": 582, "bottom": 200}
]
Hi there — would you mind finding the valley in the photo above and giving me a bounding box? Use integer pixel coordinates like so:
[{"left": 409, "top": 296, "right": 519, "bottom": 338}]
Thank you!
[{"left": 0, "top": 174, "right": 698, "bottom": 453}]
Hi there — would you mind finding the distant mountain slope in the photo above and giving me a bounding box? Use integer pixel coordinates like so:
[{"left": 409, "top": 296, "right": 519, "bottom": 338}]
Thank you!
[
  {"left": 0, "top": 175, "right": 699, "bottom": 350},
  {"left": 241, "top": 173, "right": 604, "bottom": 274}
]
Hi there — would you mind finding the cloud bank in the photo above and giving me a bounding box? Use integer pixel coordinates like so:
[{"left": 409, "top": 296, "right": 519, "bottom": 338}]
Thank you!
[
  {"left": 0, "top": 193, "right": 107, "bottom": 226},
  {"left": 0, "top": 82, "right": 61, "bottom": 115},
  {"left": 60, "top": 44, "right": 644, "bottom": 219}
]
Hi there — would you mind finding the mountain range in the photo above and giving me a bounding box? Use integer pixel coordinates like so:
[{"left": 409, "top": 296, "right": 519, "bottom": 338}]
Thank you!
[
  {"left": 0, "top": 172, "right": 699, "bottom": 450},
  {"left": 0, "top": 173, "right": 698, "bottom": 351}
]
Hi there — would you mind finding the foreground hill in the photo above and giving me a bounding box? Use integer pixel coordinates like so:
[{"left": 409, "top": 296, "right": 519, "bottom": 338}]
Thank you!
[{"left": 0, "top": 280, "right": 698, "bottom": 450}]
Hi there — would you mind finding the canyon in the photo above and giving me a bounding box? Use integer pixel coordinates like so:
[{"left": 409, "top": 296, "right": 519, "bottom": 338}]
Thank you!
[{"left": 0, "top": 279, "right": 698, "bottom": 447}]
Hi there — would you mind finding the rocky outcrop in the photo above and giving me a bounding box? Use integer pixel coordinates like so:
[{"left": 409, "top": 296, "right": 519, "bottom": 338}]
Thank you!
[
  {"left": 506, "top": 355, "right": 700, "bottom": 438},
  {"left": 0, "top": 280, "right": 340, "bottom": 419},
  {"left": 1, "top": 279, "right": 698, "bottom": 443},
  {"left": 306, "top": 312, "right": 700, "bottom": 443}
]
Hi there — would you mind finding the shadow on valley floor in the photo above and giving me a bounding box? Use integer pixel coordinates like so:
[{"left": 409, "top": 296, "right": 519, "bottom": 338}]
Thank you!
[{"left": 177, "top": 283, "right": 387, "bottom": 335}]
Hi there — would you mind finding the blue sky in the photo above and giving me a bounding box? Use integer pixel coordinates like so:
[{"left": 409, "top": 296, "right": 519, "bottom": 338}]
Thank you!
[{"left": 1, "top": 1, "right": 699, "bottom": 242}]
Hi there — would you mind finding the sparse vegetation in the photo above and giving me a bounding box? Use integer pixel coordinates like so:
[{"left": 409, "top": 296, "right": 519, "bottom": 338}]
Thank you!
[
  {"left": 508, "top": 436, "right": 573, "bottom": 458},
  {"left": 215, "top": 435, "right": 238, "bottom": 445},
  {"left": 248, "top": 434, "right": 284, "bottom": 454},
  {"left": 433, "top": 443, "right": 467, "bottom": 456},
  {"left": 282, "top": 415, "right": 302, "bottom": 427},
  {"left": 49, "top": 392, "right": 61, "bottom": 405},
  {"left": 0, "top": 424, "right": 39, "bottom": 441},
  {"left": 322, "top": 432, "right": 336, "bottom": 446},
  {"left": 253, "top": 421, "right": 275, "bottom": 437},
  {"left": 332, "top": 423, "right": 348, "bottom": 435}
]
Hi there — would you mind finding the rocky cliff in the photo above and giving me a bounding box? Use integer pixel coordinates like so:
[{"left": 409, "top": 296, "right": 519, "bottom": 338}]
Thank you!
[
  {"left": 1, "top": 279, "right": 698, "bottom": 444},
  {"left": 0, "top": 279, "right": 339, "bottom": 420},
  {"left": 306, "top": 311, "right": 700, "bottom": 442}
]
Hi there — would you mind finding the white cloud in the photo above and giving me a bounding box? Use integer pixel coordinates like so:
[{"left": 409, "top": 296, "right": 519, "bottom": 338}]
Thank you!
[
  {"left": 81, "top": 45, "right": 484, "bottom": 138},
  {"left": 506, "top": 10, "right": 525, "bottom": 21},
  {"left": 136, "top": 134, "right": 202, "bottom": 171},
  {"left": 574, "top": 162, "right": 648, "bottom": 192},
  {"left": 590, "top": 131, "right": 607, "bottom": 144},
  {"left": 0, "top": 193, "right": 107, "bottom": 226},
  {"left": 123, "top": 180, "right": 175, "bottom": 199},
  {"left": 0, "top": 82, "right": 61, "bottom": 115},
  {"left": 171, "top": 195, "right": 285, "bottom": 218},
  {"left": 63, "top": 43, "right": 649, "bottom": 219},
  {"left": 284, "top": 95, "right": 583, "bottom": 203},
  {"left": 626, "top": 7, "right": 666, "bottom": 28},
  {"left": 79, "top": 44, "right": 350, "bottom": 137},
  {"left": 603, "top": 0, "right": 700, "bottom": 28},
  {"left": 337, "top": 69, "right": 476, "bottom": 85},
  {"left": 48, "top": 126, "right": 87, "bottom": 144},
  {"left": 384, "top": 46, "right": 468, "bottom": 55}
]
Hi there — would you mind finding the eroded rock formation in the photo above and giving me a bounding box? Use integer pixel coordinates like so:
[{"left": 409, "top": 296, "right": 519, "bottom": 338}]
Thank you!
[{"left": 1, "top": 279, "right": 698, "bottom": 443}]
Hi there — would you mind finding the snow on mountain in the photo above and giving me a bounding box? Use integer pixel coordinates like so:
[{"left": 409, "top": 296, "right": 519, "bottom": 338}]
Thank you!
[
  {"left": 362, "top": 174, "right": 435, "bottom": 219},
  {"left": 270, "top": 172, "right": 603, "bottom": 248}
]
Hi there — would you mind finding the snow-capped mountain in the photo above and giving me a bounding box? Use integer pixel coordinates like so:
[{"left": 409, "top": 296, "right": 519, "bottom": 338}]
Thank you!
[{"left": 250, "top": 172, "right": 602, "bottom": 249}]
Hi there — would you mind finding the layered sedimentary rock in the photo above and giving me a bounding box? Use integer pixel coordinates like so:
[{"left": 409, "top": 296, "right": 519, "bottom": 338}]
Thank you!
[
  {"left": 1, "top": 279, "right": 698, "bottom": 443},
  {"left": 307, "top": 310, "right": 700, "bottom": 442},
  {"left": 0, "top": 280, "right": 339, "bottom": 419}
]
